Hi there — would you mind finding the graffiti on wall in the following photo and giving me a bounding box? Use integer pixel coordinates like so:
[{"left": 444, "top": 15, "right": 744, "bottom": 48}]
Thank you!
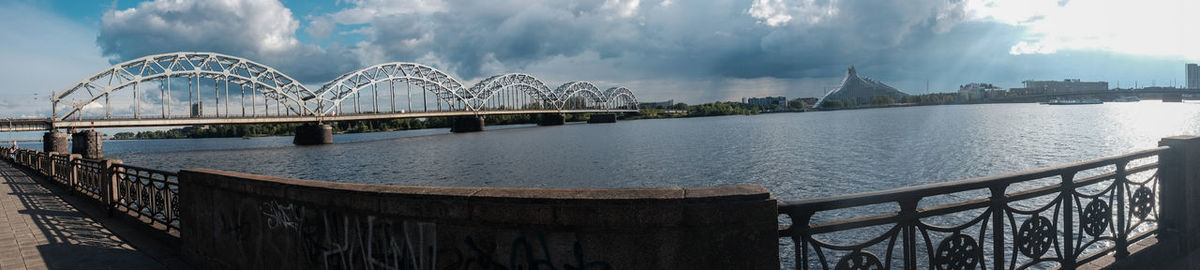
[
  {"left": 443, "top": 234, "right": 612, "bottom": 270},
  {"left": 316, "top": 214, "right": 438, "bottom": 270},
  {"left": 262, "top": 201, "right": 301, "bottom": 231},
  {"left": 251, "top": 200, "right": 610, "bottom": 270},
  {"left": 259, "top": 200, "right": 438, "bottom": 270}
]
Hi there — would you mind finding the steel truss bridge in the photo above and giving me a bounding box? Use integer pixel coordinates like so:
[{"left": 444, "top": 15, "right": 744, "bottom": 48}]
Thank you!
[{"left": 1, "top": 52, "right": 638, "bottom": 132}]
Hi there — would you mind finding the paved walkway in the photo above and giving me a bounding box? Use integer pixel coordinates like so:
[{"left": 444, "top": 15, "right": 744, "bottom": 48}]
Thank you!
[{"left": 0, "top": 161, "right": 163, "bottom": 270}]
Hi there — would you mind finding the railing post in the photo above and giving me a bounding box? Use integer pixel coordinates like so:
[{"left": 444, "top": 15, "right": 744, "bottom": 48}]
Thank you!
[
  {"left": 1061, "top": 171, "right": 1077, "bottom": 269},
  {"left": 787, "top": 210, "right": 814, "bottom": 270},
  {"left": 68, "top": 154, "right": 80, "bottom": 195},
  {"left": 103, "top": 159, "right": 122, "bottom": 216},
  {"left": 989, "top": 185, "right": 1008, "bottom": 270},
  {"left": 899, "top": 199, "right": 918, "bottom": 270},
  {"left": 46, "top": 153, "right": 57, "bottom": 181},
  {"left": 1114, "top": 160, "right": 1129, "bottom": 258},
  {"left": 1158, "top": 136, "right": 1200, "bottom": 259},
  {"left": 38, "top": 152, "right": 47, "bottom": 176}
]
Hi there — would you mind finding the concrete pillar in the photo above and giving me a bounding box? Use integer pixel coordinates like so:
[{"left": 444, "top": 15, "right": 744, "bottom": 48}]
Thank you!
[
  {"left": 293, "top": 124, "right": 333, "bottom": 145},
  {"left": 1159, "top": 136, "right": 1200, "bottom": 254},
  {"left": 71, "top": 130, "right": 103, "bottom": 160},
  {"left": 587, "top": 113, "right": 618, "bottom": 124},
  {"left": 43, "top": 131, "right": 69, "bottom": 154},
  {"left": 450, "top": 116, "right": 485, "bottom": 133},
  {"left": 538, "top": 114, "right": 565, "bottom": 126},
  {"left": 1164, "top": 93, "right": 1184, "bottom": 102}
]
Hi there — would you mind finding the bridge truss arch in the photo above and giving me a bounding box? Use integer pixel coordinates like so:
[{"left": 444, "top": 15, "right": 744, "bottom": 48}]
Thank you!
[
  {"left": 313, "top": 62, "right": 470, "bottom": 115},
  {"left": 52, "top": 52, "right": 317, "bottom": 121},
  {"left": 604, "top": 87, "right": 639, "bottom": 110},
  {"left": 554, "top": 81, "right": 608, "bottom": 110},
  {"left": 466, "top": 73, "right": 558, "bottom": 110},
  {"left": 42, "top": 51, "right": 640, "bottom": 128}
]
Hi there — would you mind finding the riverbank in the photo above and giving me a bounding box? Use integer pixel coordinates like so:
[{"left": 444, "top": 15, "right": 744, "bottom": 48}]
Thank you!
[{"left": 105, "top": 98, "right": 1041, "bottom": 141}]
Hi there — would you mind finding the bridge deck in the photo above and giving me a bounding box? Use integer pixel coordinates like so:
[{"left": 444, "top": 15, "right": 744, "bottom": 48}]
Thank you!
[
  {"left": 2, "top": 109, "right": 637, "bottom": 131},
  {"left": 0, "top": 161, "right": 164, "bottom": 269}
]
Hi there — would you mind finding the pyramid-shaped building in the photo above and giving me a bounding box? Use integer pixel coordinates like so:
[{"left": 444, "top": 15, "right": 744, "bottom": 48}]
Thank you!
[{"left": 816, "top": 66, "right": 908, "bottom": 108}]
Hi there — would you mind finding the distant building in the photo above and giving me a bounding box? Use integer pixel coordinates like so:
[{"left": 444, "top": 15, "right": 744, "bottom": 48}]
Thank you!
[
  {"left": 1188, "top": 64, "right": 1200, "bottom": 89},
  {"left": 958, "top": 83, "right": 1004, "bottom": 100},
  {"left": 793, "top": 97, "right": 819, "bottom": 106},
  {"left": 638, "top": 99, "right": 674, "bottom": 109},
  {"left": 816, "top": 66, "right": 908, "bottom": 108},
  {"left": 191, "top": 102, "right": 203, "bottom": 118},
  {"left": 1019, "top": 79, "right": 1108, "bottom": 94},
  {"left": 747, "top": 96, "right": 786, "bottom": 109}
]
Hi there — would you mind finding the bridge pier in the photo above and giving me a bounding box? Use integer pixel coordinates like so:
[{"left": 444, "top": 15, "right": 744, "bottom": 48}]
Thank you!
[
  {"left": 42, "top": 131, "right": 69, "bottom": 154},
  {"left": 587, "top": 113, "right": 618, "bottom": 124},
  {"left": 293, "top": 124, "right": 333, "bottom": 145},
  {"left": 71, "top": 130, "right": 103, "bottom": 159},
  {"left": 1164, "top": 93, "right": 1184, "bottom": 102},
  {"left": 450, "top": 116, "right": 485, "bottom": 133},
  {"left": 538, "top": 114, "right": 565, "bottom": 126}
]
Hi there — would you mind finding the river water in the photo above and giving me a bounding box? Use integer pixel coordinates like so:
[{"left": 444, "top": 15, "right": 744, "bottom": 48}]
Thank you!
[
  {"left": 13, "top": 101, "right": 1195, "bottom": 268},
  {"left": 13, "top": 101, "right": 1193, "bottom": 201}
]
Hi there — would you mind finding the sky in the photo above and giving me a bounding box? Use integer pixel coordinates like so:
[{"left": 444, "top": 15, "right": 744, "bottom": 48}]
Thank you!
[{"left": 0, "top": 0, "right": 1197, "bottom": 118}]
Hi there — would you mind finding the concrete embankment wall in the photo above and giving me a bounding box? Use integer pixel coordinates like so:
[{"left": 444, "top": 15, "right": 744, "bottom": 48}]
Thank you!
[{"left": 179, "top": 168, "right": 779, "bottom": 269}]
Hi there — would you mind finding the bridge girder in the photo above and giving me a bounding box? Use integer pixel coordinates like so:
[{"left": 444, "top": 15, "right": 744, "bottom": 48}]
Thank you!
[
  {"left": 52, "top": 52, "right": 316, "bottom": 121},
  {"left": 44, "top": 52, "right": 641, "bottom": 126}
]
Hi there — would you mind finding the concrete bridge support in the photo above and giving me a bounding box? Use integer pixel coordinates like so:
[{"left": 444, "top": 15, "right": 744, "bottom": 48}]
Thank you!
[
  {"left": 587, "top": 113, "right": 618, "bottom": 124},
  {"left": 538, "top": 114, "right": 566, "bottom": 126},
  {"left": 1164, "top": 93, "right": 1184, "bottom": 102},
  {"left": 293, "top": 124, "right": 333, "bottom": 145},
  {"left": 451, "top": 116, "right": 485, "bottom": 133},
  {"left": 71, "top": 130, "right": 103, "bottom": 159},
  {"left": 42, "top": 131, "right": 69, "bottom": 154}
]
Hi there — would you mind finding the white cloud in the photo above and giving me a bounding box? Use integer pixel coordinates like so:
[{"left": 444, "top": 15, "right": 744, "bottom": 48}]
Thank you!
[
  {"left": 325, "top": 0, "right": 446, "bottom": 25},
  {"left": 97, "top": 0, "right": 365, "bottom": 82},
  {"left": 748, "top": 0, "right": 793, "bottom": 26},
  {"left": 747, "top": 0, "right": 839, "bottom": 27},
  {"left": 100, "top": 0, "right": 303, "bottom": 56},
  {"left": 602, "top": 0, "right": 641, "bottom": 18},
  {"left": 967, "top": 0, "right": 1197, "bottom": 60}
]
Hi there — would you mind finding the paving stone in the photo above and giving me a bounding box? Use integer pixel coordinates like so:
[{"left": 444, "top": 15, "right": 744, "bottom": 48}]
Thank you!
[{"left": 0, "top": 162, "right": 164, "bottom": 269}]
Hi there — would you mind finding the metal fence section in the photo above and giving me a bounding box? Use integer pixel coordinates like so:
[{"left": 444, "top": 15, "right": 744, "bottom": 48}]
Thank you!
[
  {"left": 778, "top": 147, "right": 1165, "bottom": 270},
  {"left": 0, "top": 146, "right": 179, "bottom": 237},
  {"left": 72, "top": 158, "right": 107, "bottom": 200},
  {"left": 113, "top": 164, "right": 180, "bottom": 231}
]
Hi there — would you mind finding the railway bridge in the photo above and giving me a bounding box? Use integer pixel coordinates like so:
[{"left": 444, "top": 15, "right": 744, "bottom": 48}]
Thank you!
[{"left": 2, "top": 52, "right": 641, "bottom": 154}]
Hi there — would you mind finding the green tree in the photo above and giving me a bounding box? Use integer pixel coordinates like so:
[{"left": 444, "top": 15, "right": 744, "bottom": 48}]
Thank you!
[{"left": 787, "top": 99, "right": 808, "bottom": 110}]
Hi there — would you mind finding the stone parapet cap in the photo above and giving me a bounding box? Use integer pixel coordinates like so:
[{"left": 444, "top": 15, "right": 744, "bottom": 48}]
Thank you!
[{"left": 181, "top": 168, "right": 770, "bottom": 203}]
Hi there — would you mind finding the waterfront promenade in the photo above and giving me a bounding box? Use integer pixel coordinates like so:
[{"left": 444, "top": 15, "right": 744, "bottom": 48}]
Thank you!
[
  {"left": 0, "top": 161, "right": 163, "bottom": 269},
  {"left": 5, "top": 135, "right": 1200, "bottom": 269}
]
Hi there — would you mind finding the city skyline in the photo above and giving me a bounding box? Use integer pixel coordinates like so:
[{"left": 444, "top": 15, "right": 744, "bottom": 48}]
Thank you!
[{"left": 0, "top": 0, "right": 1197, "bottom": 117}]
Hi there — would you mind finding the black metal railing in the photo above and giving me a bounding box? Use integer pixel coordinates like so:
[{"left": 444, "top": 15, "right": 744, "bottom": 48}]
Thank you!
[
  {"left": 778, "top": 147, "right": 1164, "bottom": 270},
  {"left": 72, "top": 158, "right": 107, "bottom": 199},
  {"left": 0, "top": 146, "right": 180, "bottom": 236},
  {"left": 113, "top": 164, "right": 180, "bottom": 231}
]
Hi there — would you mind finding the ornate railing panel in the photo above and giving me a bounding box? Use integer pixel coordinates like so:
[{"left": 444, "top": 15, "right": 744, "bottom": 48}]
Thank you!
[
  {"left": 113, "top": 164, "right": 180, "bottom": 231},
  {"left": 71, "top": 158, "right": 107, "bottom": 200},
  {"left": 778, "top": 147, "right": 1165, "bottom": 270},
  {"left": 51, "top": 154, "right": 72, "bottom": 186}
]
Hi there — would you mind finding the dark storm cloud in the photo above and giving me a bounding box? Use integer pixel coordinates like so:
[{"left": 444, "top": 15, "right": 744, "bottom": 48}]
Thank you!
[
  {"left": 92, "top": 0, "right": 1185, "bottom": 103},
  {"left": 95, "top": 0, "right": 987, "bottom": 83},
  {"left": 337, "top": 0, "right": 979, "bottom": 80}
]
